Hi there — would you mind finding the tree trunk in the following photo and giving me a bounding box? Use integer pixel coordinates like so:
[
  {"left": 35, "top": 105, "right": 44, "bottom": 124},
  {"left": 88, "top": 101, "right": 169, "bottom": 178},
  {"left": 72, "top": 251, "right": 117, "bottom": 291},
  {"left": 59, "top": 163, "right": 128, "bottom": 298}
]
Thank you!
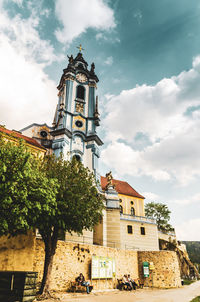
[{"left": 39, "top": 228, "right": 58, "bottom": 295}]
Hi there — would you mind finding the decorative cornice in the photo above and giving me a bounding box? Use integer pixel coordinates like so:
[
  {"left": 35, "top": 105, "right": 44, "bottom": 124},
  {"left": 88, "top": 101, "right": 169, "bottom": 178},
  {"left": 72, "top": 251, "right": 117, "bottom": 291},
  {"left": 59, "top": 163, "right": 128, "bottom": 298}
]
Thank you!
[
  {"left": 50, "top": 128, "right": 72, "bottom": 138},
  {"left": 88, "top": 82, "right": 97, "bottom": 88},
  {"left": 85, "top": 134, "right": 103, "bottom": 146},
  {"left": 65, "top": 74, "right": 75, "bottom": 81}
]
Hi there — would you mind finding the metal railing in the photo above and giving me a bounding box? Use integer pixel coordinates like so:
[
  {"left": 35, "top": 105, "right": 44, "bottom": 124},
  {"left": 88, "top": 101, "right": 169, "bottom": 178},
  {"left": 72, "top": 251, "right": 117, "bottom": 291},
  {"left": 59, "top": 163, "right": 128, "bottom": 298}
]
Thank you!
[
  {"left": 120, "top": 213, "right": 156, "bottom": 224},
  {"left": 158, "top": 229, "right": 176, "bottom": 237},
  {"left": 63, "top": 235, "right": 142, "bottom": 251}
]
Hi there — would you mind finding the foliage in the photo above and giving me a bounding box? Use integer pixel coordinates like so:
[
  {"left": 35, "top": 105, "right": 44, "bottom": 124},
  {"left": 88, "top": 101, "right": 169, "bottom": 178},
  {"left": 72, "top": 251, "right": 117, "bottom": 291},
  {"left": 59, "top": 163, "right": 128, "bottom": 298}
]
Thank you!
[
  {"left": 145, "top": 202, "right": 174, "bottom": 232},
  {"left": 190, "top": 297, "right": 200, "bottom": 302},
  {"left": 0, "top": 135, "right": 104, "bottom": 295},
  {"left": 182, "top": 241, "right": 200, "bottom": 268},
  {"left": 37, "top": 154, "right": 104, "bottom": 295},
  {"left": 39, "top": 154, "right": 104, "bottom": 236},
  {"left": 0, "top": 135, "right": 57, "bottom": 237},
  {"left": 183, "top": 279, "right": 195, "bottom": 285}
]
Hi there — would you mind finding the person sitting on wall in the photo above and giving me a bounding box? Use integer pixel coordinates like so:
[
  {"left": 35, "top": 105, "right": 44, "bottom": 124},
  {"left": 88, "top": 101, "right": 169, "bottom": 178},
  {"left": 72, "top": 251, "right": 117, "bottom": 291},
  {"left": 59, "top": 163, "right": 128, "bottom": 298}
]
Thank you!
[
  {"left": 127, "top": 274, "right": 137, "bottom": 290},
  {"left": 76, "top": 273, "right": 90, "bottom": 294},
  {"left": 122, "top": 274, "right": 132, "bottom": 290}
]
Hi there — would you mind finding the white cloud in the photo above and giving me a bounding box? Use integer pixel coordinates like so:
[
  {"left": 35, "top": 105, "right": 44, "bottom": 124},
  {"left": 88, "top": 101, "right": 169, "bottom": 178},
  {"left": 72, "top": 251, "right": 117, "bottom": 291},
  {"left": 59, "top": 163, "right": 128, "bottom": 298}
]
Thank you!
[
  {"left": 143, "top": 192, "right": 160, "bottom": 202},
  {"left": 104, "top": 56, "right": 113, "bottom": 66},
  {"left": 12, "top": 0, "right": 23, "bottom": 6},
  {"left": 55, "top": 0, "right": 116, "bottom": 43},
  {"left": 96, "top": 33, "right": 104, "bottom": 40},
  {"left": 170, "top": 193, "right": 200, "bottom": 206},
  {"left": 102, "top": 56, "right": 200, "bottom": 185},
  {"left": 0, "top": 2, "right": 58, "bottom": 130},
  {"left": 175, "top": 218, "right": 200, "bottom": 241},
  {"left": 133, "top": 9, "right": 142, "bottom": 25}
]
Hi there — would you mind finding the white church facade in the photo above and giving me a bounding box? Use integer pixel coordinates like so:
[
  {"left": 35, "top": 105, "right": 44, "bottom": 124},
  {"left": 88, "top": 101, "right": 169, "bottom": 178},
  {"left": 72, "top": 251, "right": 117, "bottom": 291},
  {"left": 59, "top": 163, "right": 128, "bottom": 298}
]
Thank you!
[{"left": 20, "top": 49, "right": 159, "bottom": 251}]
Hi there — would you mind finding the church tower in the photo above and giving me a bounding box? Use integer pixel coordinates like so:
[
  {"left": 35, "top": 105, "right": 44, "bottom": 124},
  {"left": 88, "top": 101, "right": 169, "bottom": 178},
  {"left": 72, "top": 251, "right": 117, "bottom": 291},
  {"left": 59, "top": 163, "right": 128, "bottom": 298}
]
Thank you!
[{"left": 51, "top": 47, "right": 103, "bottom": 179}]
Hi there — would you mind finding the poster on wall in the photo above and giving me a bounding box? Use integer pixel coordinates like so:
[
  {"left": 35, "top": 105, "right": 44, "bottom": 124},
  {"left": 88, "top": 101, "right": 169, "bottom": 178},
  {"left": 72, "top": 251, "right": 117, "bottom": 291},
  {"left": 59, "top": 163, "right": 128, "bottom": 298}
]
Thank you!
[
  {"left": 143, "top": 261, "right": 149, "bottom": 277},
  {"left": 92, "top": 256, "right": 115, "bottom": 279}
]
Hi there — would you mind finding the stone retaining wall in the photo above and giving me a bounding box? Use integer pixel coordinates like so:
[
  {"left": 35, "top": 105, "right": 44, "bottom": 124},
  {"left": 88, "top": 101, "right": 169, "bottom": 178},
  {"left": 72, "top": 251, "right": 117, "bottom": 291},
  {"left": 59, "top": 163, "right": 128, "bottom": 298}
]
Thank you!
[
  {"left": 33, "top": 239, "right": 138, "bottom": 291},
  {"left": 0, "top": 231, "right": 35, "bottom": 271},
  {"left": 0, "top": 234, "right": 182, "bottom": 291},
  {"left": 138, "top": 251, "right": 181, "bottom": 288}
]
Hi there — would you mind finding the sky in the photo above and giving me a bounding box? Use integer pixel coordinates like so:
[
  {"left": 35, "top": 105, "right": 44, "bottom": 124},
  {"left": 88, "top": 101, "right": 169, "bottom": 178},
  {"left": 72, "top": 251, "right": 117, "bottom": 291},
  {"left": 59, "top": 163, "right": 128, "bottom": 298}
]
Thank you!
[{"left": 0, "top": 0, "right": 200, "bottom": 241}]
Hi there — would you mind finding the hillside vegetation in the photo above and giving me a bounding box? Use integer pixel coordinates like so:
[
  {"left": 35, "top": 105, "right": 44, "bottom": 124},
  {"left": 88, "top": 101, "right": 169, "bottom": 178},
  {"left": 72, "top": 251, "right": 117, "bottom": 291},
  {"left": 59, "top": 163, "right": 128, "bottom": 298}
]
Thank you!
[{"left": 182, "top": 241, "right": 200, "bottom": 266}]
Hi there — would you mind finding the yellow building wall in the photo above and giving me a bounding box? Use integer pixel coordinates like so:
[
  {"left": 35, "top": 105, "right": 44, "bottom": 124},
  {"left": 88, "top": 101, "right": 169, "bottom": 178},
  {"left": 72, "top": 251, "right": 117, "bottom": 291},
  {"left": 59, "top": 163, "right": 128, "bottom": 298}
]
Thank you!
[
  {"left": 119, "top": 194, "right": 144, "bottom": 216},
  {"left": 120, "top": 220, "right": 159, "bottom": 251},
  {"left": 0, "top": 131, "right": 46, "bottom": 157}
]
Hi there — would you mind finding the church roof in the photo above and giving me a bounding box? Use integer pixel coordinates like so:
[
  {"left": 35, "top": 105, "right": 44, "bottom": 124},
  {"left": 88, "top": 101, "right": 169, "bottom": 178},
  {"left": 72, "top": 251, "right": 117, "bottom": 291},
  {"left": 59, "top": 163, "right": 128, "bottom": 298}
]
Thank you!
[
  {"left": 101, "top": 176, "right": 145, "bottom": 199},
  {"left": 0, "top": 127, "right": 46, "bottom": 150}
]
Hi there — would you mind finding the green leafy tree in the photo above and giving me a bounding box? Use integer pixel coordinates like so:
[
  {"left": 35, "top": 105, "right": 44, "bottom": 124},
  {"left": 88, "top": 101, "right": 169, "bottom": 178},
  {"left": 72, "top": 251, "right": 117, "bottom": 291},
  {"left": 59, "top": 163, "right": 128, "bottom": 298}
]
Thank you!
[
  {"left": 145, "top": 202, "right": 174, "bottom": 232},
  {"left": 0, "top": 134, "right": 104, "bottom": 296},
  {"left": 37, "top": 155, "right": 104, "bottom": 295},
  {"left": 0, "top": 135, "right": 58, "bottom": 237}
]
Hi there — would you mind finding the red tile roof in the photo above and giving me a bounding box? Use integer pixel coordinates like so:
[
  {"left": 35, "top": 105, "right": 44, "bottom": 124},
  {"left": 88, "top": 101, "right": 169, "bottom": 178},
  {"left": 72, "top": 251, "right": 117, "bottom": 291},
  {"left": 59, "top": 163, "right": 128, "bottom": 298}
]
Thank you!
[
  {"left": 101, "top": 176, "right": 145, "bottom": 199},
  {"left": 0, "top": 127, "right": 46, "bottom": 150}
]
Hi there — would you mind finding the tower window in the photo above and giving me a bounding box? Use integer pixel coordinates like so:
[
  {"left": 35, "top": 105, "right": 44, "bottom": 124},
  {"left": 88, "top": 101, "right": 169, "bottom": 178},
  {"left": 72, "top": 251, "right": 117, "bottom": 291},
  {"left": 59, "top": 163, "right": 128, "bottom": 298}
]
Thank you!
[
  {"left": 120, "top": 205, "right": 123, "bottom": 214},
  {"left": 141, "top": 227, "right": 145, "bottom": 235},
  {"left": 76, "top": 85, "right": 85, "bottom": 100},
  {"left": 40, "top": 130, "right": 47, "bottom": 138},
  {"left": 75, "top": 120, "right": 83, "bottom": 128},
  {"left": 131, "top": 207, "right": 135, "bottom": 216},
  {"left": 74, "top": 154, "right": 81, "bottom": 162},
  {"left": 127, "top": 225, "right": 133, "bottom": 234},
  {"left": 78, "top": 63, "right": 84, "bottom": 69}
]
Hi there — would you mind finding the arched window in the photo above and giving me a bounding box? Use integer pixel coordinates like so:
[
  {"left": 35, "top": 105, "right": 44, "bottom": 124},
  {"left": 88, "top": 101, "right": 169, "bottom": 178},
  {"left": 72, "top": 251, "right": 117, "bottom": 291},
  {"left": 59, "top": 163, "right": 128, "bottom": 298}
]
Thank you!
[
  {"left": 131, "top": 207, "right": 135, "bottom": 216},
  {"left": 120, "top": 205, "right": 123, "bottom": 214},
  {"left": 78, "top": 63, "right": 84, "bottom": 69},
  {"left": 73, "top": 154, "right": 81, "bottom": 162},
  {"left": 76, "top": 85, "right": 85, "bottom": 100}
]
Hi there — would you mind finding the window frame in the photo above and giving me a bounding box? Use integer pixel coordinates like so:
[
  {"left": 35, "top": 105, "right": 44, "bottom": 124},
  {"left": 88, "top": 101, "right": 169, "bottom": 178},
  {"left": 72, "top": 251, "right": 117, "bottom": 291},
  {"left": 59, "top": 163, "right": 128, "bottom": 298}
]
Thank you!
[
  {"left": 140, "top": 226, "right": 145, "bottom": 235},
  {"left": 127, "top": 225, "right": 133, "bottom": 234},
  {"left": 76, "top": 85, "right": 85, "bottom": 100}
]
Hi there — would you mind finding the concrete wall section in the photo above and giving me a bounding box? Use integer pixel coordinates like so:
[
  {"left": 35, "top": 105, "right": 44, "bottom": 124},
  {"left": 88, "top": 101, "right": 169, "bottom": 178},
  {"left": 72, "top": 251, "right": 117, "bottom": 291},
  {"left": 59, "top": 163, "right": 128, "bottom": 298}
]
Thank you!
[
  {"left": 138, "top": 251, "right": 181, "bottom": 288},
  {"left": 106, "top": 209, "right": 121, "bottom": 249}
]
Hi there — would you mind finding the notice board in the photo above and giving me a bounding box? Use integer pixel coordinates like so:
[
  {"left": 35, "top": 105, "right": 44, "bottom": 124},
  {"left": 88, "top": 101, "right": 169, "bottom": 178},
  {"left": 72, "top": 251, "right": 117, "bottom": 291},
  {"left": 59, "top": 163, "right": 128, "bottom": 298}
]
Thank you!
[{"left": 91, "top": 256, "right": 115, "bottom": 279}]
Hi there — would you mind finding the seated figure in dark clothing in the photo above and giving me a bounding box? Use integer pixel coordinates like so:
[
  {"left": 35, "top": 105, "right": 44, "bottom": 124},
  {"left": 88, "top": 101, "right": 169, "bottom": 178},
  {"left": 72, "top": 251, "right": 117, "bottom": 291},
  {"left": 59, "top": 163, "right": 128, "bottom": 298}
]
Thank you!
[{"left": 76, "top": 273, "right": 91, "bottom": 294}]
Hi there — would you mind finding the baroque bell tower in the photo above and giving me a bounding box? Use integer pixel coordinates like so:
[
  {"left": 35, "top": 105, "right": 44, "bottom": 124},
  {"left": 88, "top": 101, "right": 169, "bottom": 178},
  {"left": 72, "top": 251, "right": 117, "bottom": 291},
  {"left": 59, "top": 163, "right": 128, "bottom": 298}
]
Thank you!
[{"left": 51, "top": 46, "right": 103, "bottom": 178}]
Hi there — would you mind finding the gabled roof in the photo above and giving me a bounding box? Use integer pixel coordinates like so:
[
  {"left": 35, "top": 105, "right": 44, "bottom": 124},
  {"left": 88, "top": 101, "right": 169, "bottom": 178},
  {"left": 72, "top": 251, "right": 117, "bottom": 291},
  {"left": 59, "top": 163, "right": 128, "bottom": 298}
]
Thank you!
[
  {"left": 101, "top": 176, "right": 145, "bottom": 199},
  {"left": 0, "top": 127, "right": 46, "bottom": 150}
]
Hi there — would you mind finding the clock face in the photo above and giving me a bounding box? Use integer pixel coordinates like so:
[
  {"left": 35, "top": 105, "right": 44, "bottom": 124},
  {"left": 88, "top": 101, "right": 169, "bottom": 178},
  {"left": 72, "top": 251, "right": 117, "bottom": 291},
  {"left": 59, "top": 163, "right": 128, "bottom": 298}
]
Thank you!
[
  {"left": 75, "top": 120, "right": 83, "bottom": 128},
  {"left": 76, "top": 73, "right": 87, "bottom": 83}
]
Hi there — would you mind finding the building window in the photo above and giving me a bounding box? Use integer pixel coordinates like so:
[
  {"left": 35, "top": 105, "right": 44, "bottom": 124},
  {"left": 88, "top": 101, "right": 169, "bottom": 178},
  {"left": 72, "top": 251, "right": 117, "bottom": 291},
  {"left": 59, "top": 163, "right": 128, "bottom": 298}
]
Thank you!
[
  {"left": 130, "top": 200, "right": 134, "bottom": 205},
  {"left": 141, "top": 227, "right": 145, "bottom": 235},
  {"left": 76, "top": 85, "right": 85, "bottom": 100},
  {"left": 73, "top": 154, "right": 81, "bottom": 162},
  {"left": 131, "top": 207, "right": 135, "bottom": 216},
  {"left": 120, "top": 205, "right": 123, "bottom": 214},
  {"left": 119, "top": 199, "right": 122, "bottom": 203},
  {"left": 127, "top": 225, "right": 133, "bottom": 234}
]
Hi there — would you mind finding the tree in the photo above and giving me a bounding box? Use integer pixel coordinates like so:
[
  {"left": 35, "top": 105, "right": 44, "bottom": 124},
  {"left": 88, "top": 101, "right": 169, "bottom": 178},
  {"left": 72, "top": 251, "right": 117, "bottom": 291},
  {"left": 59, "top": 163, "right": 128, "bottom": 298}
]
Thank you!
[
  {"left": 145, "top": 202, "right": 174, "bottom": 232},
  {"left": 36, "top": 155, "right": 104, "bottom": 295},
  {"left": 0, "top": 134, "right": 104, "bottom": 296},
  {"left": 0, "top": 135, "right": 58, "bottom": 237}
]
